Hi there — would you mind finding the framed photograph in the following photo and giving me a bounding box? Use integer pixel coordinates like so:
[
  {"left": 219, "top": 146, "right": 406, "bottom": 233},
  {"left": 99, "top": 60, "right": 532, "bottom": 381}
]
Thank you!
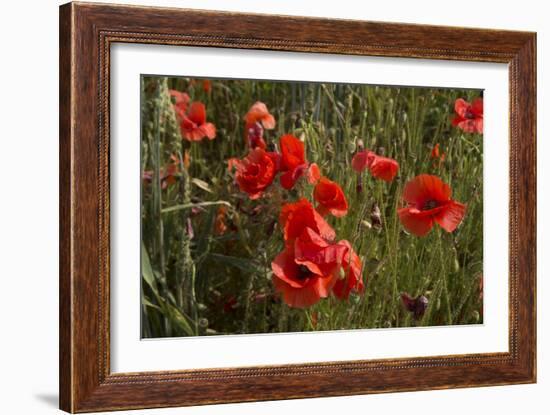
[{"left": 59, "top": 2, "right": 536, "bottom": 412}]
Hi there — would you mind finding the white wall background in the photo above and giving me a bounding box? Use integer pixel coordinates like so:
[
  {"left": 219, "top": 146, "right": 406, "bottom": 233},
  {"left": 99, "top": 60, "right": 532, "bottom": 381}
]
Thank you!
[{"left": 0, "top": 0, "right": 546, "bottom": 414}]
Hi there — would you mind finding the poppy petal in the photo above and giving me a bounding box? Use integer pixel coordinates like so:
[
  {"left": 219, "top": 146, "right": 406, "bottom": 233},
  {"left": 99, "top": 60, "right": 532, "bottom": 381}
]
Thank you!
[
  {"left": 471, "top": 97, "right": 483, "bottom": 117},
  {"left": 333, "top": 240, "right": 364, "bottom": 300},
  {"left": 435, "top": 201, "right": 467, "bottom": 232},
  {"left": 398, "top": 207, "right": 434, "bottom": 236},
  {"left": 261, "top": 113, "right": 276, "bottom": 129},
  {"left": 474, "top": 118, "right": 483, "bottom": 134},
  {"left": 402, "top": 174, "right": 451, "bottom": 206},
  {"left": 451, "top": 115, "right": 462, "bottom": 127},
  {"left": 280, "top": 198, "right": 336, "bottom": 243},
  {"left": 310, "top": 273, "right": 337, "bottom": 299},
  {"left": 280, "top": 170, "right": 297, "bottom": 190},
  {"left": 294, "top": 228, "right": 345, "bottom": 275},
  {"left": 280, "top": 134, "right": 306, "bottom": 171},
  {"left": 351, "top": 151, "right": 370, "bottom": 172},
  {"left": 244, "top": 102, "right": 276, "bottom": 130},
  {"left": 169, "top": 90, "right": 190, "bottom": 106},
  {"left": 307, "top": 163, "right": 321, "bottom": 184},
  {"left": 369, "top": 156, "right": 399, "bottom": 182},
  {"left": 271, "top": 249, "right": 306, "bottom": 289},
  {"left": 187, "top": 102, "right": 207, "bottom": 125},
  {"left": 273, "top": 277, "right": 322, "bottom": 308},
  {"left": 454, "top": 98, "right": 469, "bottom": 118},
  {"left": 201, "top": 123, "right": 216, "bottom": 140},
  {"left": 313, "top": 176, "right": 348, "bottom": 217}
]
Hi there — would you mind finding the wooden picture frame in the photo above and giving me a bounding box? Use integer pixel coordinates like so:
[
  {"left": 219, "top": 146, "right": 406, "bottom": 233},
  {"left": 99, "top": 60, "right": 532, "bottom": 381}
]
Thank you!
[{"left": 59, "top": 2, "right": 536, "bottom": 412}]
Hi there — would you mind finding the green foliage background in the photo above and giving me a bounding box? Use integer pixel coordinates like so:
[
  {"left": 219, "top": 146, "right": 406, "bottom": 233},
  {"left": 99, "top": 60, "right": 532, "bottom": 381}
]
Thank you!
[{"left": 141, "top": 76, "right": 483, "bottom": 338}]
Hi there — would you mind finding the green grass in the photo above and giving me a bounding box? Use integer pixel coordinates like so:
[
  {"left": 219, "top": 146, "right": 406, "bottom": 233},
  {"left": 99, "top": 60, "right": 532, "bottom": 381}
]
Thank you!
[{"left": 140, "top": 76, "right": 483, "bottom": 338}]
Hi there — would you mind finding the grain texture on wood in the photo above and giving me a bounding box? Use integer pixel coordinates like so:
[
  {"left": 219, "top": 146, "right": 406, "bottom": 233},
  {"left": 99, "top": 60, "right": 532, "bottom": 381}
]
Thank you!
[
  {"left": 59, "top": 3, "right": 73, "bottom": 412},
  {"left": 59, "top": 2, "right": 536, "bottom": 412}
]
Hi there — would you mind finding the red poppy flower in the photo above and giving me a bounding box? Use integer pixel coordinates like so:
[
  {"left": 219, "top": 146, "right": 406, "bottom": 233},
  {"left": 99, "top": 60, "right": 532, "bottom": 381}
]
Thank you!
[
  {"left": 280, "top": 198, "right": 335, "bottom": 244},
  {"left": 272, "top": 228, "right": 345, "bottom": 308},
  {"left": 333, "top": 240, "right": 364, "bottom": 300},
  {"left": 397, "top": 174, "right": 467, "bottom": 237},
  {"left": 452, "top": 97, "right": 483, "bottom": 134},
  {"left": 179, "top": 102, "right": 216, "bottom": 142},
  {"left": 169, "top": 89, "right": 190, "bottom": 119},
  {"left": 245, "top": 101, "right": 276, "bottom": 130},
  {"left": 279, "top": 134, "right": 320, "bottom": 189},
  {"left": 234, "top": 148, "right": 279, "bottom": 199},
  {"left": 351, "top": 150, "right": 399, "bottom": 182},
  {"left": 313, "top": 177, "right": 349, "bottom": 217}
]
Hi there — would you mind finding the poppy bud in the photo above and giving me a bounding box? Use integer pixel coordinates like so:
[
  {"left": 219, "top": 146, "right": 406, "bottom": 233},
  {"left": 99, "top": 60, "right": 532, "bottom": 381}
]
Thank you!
[
  {"left": 400, "top": 292, "right": 429, "bottom": 320},
  {"left": 360, "top": 220, "right": 372, "bottom": 230}
]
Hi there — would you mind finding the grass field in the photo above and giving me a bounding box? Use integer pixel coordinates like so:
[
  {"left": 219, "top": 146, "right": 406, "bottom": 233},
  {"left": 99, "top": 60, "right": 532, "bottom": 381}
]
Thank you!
[{"left": 140, "top": 75, "right": 484, "bottom": 338}]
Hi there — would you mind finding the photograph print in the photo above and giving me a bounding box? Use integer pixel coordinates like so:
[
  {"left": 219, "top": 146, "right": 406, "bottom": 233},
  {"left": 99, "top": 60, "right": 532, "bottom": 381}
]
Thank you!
[{"left": 140, "top": 75, "right": 484, "bottom": 338}]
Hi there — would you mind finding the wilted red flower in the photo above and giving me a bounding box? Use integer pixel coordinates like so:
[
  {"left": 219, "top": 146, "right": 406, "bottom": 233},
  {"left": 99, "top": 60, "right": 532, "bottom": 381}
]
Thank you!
[
  {"left": 272, "top": 228, "right": 345, "bottom": 308},
  {"left": 333, "top": 240, "right": 364, "bottom": 300},
  {"left": 142, "top": 154, "right": 180, "bottom": 189},
  {"left": 397, "top": 174, "right": 466, "bottom": 237},
  {"left": 234, "top": 148, "right": 279, "bottom": 199},
  {"left": 244, "top": 102, "right": 275, "bottom": 150},
  {"left": 279, "top": 134, "right": 320, "bottom": 189},
  {"left": 169, "top": 89, "right": 190, "bottom": 119},
  {"left": 313, "top": 177, "right": 349, "bottom": 217},
  {"left": 351, "top": 150, "right": 399, "bottom": 182},
  {"left": 452, "top": 97, "right": 483, "bottom": 134},
  {"left": 245, "top": 101, "right": 276, "bottom": 130},
  {"left": 214, "top": 206, "right": 228, "bottom": 236},
  {"left": 179, "top": 102, "right": 216, "bottom": 142},
  {"left": 280, "top": 198, "right": 335, "bottom": 244},
  {"left": 246, "top": 121, "right": 267, "bottom": 150},
  {"left": 400, "top": 292, "right": 428, "bottom": 320}
]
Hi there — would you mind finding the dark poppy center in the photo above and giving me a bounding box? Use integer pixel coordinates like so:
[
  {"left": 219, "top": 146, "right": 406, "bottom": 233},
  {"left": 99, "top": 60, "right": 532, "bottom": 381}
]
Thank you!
[
  {"left": 422, "top": 199, "right": 439, "bottom": 211},
  {"left": 465, "top": 110, "right": 475, "bottom": 119},
  {"left": 296, "top": 265, "right": 312, "bottom": 280}
]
